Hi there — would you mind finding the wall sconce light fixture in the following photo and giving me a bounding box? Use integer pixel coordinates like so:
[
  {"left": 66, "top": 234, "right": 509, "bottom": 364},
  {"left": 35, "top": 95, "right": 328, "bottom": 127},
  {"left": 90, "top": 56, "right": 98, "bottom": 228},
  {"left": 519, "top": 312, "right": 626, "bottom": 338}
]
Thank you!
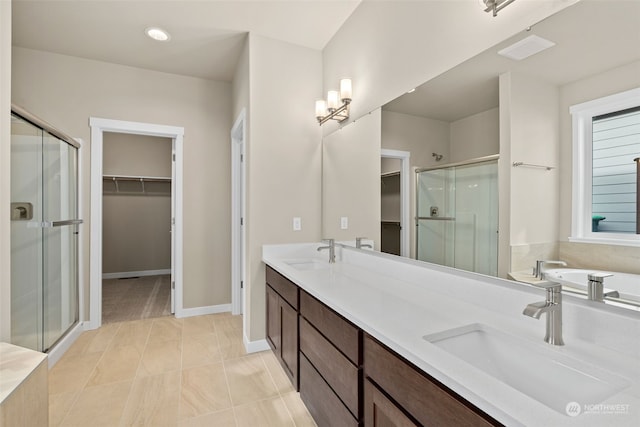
[
  {"left": 315, "top": 79, "right": 352, "bottom": 125},
  {"left": 482, "top": 0, "right": 517, "bottom": 17}
]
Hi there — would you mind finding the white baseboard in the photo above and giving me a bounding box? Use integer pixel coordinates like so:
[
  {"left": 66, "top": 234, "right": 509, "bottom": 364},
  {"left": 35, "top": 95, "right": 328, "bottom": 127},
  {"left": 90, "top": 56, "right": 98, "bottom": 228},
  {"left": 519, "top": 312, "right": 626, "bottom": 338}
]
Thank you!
[
  {"left": 47, "top": 321, "right": 85, "bottom": 369},
  {"left": 176, "top": 304, "right": 231, "bottom": 319},
  {"left": 244, "top": 334, "right": 270, "bottom": 354},
  {"left": 102, "top": 269, "right": 171, "bottom": 280}
]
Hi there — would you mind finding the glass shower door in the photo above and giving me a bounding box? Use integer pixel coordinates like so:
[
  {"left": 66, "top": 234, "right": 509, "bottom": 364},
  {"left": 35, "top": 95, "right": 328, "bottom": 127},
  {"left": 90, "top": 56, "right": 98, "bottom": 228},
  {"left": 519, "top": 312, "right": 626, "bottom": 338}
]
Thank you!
[
  {"left": 11, "top": 113, "right": 80, "bottom": 352},
  {"left": 10, "top": 114, "right": 44, "bottom": 351},
  {"left": 416, "top": 160, "right": 498, "bottom": 276},
  {"left": 42, "top": 131, "right": 79, "bottom": 351}
]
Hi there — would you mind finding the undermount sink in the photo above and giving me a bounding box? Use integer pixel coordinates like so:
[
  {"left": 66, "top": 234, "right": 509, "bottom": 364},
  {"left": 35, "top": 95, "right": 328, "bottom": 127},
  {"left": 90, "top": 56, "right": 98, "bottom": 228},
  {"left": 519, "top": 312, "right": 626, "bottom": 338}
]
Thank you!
[
  {"left": 284, "top": 259, "right": 331, "bottom": 271},
  {"left": 424, "top": 323, "right": 630, "bottom": 415}
]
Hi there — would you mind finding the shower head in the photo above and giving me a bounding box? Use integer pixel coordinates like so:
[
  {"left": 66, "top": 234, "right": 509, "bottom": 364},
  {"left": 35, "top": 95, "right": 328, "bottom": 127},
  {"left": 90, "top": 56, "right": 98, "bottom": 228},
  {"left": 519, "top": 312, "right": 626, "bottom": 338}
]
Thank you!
[{"left": 432, "top": 153, "right": 443, "bottom": 162}]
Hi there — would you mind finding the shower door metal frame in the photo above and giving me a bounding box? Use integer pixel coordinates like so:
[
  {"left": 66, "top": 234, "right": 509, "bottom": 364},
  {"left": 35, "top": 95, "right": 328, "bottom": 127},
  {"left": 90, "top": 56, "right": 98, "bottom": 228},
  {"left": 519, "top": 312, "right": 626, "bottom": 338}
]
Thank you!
[{"left": 10, "top": 104, "right": 83, "bottom": 353}]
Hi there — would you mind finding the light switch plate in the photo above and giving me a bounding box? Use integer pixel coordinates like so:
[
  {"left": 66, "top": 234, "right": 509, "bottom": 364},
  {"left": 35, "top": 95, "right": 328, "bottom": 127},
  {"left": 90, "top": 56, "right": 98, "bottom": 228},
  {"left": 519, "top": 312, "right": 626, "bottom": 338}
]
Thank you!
[
  {"left": 293, "top": 217, "right": 302, "bottom": 231},
  {"left": 340, "top": 217, "right": 348, "bottom": 230}
]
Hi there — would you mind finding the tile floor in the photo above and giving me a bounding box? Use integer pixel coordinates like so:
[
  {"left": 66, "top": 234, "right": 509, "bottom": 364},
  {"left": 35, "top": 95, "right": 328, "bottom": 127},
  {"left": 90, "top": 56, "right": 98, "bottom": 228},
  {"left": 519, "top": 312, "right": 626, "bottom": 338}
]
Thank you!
[{"left": 49, "top": 313, "right": 316, "bottom": 426}]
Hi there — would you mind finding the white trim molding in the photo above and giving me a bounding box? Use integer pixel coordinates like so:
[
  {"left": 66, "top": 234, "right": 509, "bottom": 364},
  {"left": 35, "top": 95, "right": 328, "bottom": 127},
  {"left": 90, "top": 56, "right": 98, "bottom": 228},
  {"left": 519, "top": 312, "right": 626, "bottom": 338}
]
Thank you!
[
  {"left": 177, "top": 304, "right": 231, "bottom": 319},
  {"left": 231, "top": 109, "right": 247, "bottom": 318},
  {"left": 569, "top": 87, "right": 640, "bottom": 246},
  {"left": 89, "top": 117, "right": 185, "bottom": 330},
  {"left": 47, "top": 321, "right": 85, "bottom": 369},
  {"left": 243, "top": 335, "right": 270, "bottom": 354}
]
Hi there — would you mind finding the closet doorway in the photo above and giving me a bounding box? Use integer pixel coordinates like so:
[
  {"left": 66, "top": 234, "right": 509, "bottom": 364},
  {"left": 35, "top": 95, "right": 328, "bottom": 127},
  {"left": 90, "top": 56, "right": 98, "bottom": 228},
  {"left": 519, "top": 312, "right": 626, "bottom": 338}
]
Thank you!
[
  {"left": 380, "top": 149, "right": 411, "bottom": 257},
  {"left": 89, "top": 118, "right": 184, "bottom": 330},
  {"left": 102, "top": 133, "right": 172, "bottom": 323}
]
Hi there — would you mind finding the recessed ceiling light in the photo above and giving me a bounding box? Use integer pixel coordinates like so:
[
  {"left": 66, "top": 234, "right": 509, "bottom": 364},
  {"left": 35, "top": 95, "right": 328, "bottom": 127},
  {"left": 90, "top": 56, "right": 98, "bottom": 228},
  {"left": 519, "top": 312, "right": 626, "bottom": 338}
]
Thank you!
[
  {"left": 498, "top": 35, "right": 555, "bottom": 61},
  {"left": 145, "top": 27, "right": 171, "bottom": 42}
]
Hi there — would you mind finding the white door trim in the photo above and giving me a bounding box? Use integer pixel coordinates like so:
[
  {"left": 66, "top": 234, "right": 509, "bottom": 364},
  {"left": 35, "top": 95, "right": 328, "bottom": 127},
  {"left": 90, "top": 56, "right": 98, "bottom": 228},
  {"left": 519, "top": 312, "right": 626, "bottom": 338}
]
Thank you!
[
  {"left": 88, "top": 117, "right": 185, "bottom": 330},
  {"left": 231, "top": 109, "right": 246, "bottom": 317},
  {"left": 381, "top": 149, "right": 411, "bottom": 257}
]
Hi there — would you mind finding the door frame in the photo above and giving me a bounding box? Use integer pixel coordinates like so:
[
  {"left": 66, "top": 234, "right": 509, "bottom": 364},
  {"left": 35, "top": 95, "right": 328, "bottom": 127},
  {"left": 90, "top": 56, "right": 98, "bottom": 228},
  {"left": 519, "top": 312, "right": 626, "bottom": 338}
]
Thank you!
[
  {"left": 381, "top": 149, "right": 411, "bottom": 257},
  {"left": 88, "top": 118, "right": 184, "bottom": 329},
  {"left": 231, "top": 109, "right": 246, "bottom": 316}
]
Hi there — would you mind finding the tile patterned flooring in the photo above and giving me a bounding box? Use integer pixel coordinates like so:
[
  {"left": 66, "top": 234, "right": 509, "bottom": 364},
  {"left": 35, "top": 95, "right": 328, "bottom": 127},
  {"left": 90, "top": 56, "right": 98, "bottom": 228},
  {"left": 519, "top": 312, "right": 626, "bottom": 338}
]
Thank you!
[{"left": 49, "top": 313, "right": 316, "bottom": 426}]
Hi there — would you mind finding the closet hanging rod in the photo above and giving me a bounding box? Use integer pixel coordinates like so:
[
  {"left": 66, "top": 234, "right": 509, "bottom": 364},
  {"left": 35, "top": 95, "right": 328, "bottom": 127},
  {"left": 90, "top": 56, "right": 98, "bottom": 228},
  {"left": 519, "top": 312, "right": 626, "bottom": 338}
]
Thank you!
[
  {"left": 103, "top": 175, "right": 171, "bottom": 183},
  {"left": 512, "top": 162, "right": 555, "bottom": 171}
]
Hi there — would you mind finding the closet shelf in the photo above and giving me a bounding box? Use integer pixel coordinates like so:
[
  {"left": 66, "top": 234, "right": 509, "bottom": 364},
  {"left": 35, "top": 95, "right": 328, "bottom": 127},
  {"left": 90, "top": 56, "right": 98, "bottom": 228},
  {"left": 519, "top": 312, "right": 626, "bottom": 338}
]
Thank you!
[
  {"left": 103, "top": 175, "right": 171, "bottom": 195},
  {"left": 103, "top": 175, "right": 171, "bottom": 182}
]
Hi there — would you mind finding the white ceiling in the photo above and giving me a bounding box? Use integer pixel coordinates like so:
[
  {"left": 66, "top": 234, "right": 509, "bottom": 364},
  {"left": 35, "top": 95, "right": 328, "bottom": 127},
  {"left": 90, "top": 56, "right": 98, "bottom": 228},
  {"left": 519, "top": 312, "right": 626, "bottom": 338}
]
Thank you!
[
  {"left": 12, "top": 0, "right": 362, "bottom": 82},
  {"left": 383, "top": 0, "right": 640, "bottom": 122}
]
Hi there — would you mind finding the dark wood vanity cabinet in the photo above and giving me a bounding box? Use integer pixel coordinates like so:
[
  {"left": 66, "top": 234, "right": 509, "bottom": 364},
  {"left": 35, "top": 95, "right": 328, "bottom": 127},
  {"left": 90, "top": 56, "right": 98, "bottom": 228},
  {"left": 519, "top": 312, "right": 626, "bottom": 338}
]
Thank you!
[
  {"left": 265, "top": 265, "right": 501, "bottom": 427},
  {"left": 265, "top": 266, "right": 299, "bottom": 389},
  {"left": 364, "top": 335, "right": 500, "bottom": 427},
  {"left": 299, "top": 290, "right": 363, "bottom": 426}
]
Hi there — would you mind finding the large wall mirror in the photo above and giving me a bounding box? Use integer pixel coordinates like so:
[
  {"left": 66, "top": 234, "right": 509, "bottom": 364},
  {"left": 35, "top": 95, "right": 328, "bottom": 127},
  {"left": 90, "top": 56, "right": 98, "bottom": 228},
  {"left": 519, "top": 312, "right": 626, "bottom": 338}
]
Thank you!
[{"left": 322, "top": 0, "right": 640, "bottom": 306}]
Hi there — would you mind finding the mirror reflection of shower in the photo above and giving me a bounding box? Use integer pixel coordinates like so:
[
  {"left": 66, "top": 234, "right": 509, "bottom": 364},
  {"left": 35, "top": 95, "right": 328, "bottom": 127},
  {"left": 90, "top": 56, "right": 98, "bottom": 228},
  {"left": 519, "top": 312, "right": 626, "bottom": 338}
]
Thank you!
[{"left": 416, "top": 157, "right": 498, "bottom": 276}]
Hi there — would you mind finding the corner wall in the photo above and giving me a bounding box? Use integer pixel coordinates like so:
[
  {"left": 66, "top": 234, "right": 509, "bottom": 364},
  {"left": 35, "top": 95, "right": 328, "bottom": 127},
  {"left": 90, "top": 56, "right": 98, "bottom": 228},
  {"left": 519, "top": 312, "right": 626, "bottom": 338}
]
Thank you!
[{"left": 245, "top": 35, "right": 322, "bottom": 342}]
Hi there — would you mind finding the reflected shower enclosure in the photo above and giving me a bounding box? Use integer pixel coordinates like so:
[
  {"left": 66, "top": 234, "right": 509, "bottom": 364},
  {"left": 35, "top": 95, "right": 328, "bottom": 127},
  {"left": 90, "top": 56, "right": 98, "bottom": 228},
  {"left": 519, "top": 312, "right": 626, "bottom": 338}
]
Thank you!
[
  {"left": 416, "top": 159, "right": 498, "bottom": 276},
  {"left": 11, "top": 110, "right": 81, "bottom": 352}
]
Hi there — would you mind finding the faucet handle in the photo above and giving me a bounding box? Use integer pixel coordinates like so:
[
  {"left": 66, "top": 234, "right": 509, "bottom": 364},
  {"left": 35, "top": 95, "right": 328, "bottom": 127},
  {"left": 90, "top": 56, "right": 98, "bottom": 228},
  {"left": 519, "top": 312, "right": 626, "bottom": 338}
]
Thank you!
[
  {"left": 588, "top": 272, "right": 613, "bottom": 283},
  {"left": 530, "top": 280, "right": 562, "bottom": 291}
]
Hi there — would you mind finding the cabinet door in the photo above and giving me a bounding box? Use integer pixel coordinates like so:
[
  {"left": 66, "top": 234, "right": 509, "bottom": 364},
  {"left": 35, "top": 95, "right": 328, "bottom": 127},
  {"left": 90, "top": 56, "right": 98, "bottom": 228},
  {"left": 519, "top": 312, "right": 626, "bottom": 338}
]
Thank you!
[
  {"left": 280, "top": 299, "right": 298, "bottom": 387},
  {"left": 266, "top": 285, "right": 280, "bottom": 353},
  {"left": 365, "top": 379, "right": 417, "bottom": 427}
]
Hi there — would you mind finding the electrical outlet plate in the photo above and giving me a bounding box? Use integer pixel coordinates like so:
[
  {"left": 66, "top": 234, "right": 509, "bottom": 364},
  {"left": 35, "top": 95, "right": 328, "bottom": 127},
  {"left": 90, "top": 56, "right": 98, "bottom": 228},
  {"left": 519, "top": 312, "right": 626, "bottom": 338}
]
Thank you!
[
  {"left": 293, "top": 217, "right": 302, "bottom": 231},
  {"left": 340, "top": 217, "right": 348, "bottom": 230}
]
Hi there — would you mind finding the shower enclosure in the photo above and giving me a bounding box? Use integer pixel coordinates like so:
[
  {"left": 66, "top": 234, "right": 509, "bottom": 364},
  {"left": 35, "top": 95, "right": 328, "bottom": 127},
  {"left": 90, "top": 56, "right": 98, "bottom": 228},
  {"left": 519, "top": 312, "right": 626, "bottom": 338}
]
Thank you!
[
  {"left": 10, "top": 107, "right": 81, "bottom": 352},
  {"left": 416, "top": 156, "right": 498, "bottom": 276}
]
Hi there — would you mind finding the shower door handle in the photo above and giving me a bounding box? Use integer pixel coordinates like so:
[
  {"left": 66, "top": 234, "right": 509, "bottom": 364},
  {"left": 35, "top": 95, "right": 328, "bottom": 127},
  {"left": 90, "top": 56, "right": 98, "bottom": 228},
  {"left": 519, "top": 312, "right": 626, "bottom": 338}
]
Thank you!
[
  {"left": 416, "top": 216, "right": 456, "bottom": 221},
  {"left": 50, "top": 219, "right": 84, "bottom": 227}
]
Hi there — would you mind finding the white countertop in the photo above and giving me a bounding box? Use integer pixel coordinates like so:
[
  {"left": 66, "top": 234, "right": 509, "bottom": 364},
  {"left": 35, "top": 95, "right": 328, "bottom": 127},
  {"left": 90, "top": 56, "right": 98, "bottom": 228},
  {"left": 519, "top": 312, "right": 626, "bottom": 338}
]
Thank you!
[
  {"left": 0, "top": 342, "right": 47, "bottom": 403},
  {"left": 263, "top": 243, "right": 640, "bottom": 427}
]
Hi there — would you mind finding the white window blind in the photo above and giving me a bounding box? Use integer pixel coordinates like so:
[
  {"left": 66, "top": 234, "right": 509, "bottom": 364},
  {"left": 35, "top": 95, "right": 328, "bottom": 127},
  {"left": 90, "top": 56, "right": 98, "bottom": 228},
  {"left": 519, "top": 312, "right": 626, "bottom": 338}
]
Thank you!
[{"left": 591, "top": 107, "right": 640, "bottom": 233}]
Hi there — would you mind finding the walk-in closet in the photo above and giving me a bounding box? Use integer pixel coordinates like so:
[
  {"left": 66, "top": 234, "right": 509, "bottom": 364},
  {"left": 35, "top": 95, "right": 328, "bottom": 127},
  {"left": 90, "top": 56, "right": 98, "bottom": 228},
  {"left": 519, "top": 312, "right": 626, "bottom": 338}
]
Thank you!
[
  {"left": 102, "top": 132, "right": 172, "bottom": 323},
  {"left": 381, "top": 158, "right": 402, "bottom": 256}
]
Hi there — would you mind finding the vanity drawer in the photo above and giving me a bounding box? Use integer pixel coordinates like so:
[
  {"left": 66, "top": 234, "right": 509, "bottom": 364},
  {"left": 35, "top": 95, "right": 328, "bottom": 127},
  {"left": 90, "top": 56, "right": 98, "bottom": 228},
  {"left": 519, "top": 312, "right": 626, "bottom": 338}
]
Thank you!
[
  {"left": 300, "top": 290, "right": 361, "bottom": 365},
  {"left": 364, "top": 335, "right": 499, "bottom": 427},
  {"left": 300, "top": 353, "right": 358, "bottom": 427},
  {"left": 266, "top": 266, "right": 298, "bottom": 309},
  {"left": 300, "top": 317, "right": 360, "bottom": 417}
]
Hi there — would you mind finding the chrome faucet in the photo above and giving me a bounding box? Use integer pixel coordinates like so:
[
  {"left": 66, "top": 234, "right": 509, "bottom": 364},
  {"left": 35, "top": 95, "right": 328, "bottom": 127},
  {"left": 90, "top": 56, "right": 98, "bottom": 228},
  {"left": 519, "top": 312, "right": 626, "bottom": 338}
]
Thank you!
[
  {"left": 533, "top": 260, "right": 567, "bottom": 279},
  {"left": 317, "top": 239, "right": 336, "bottom": 263},
  {"left": 587, "top": 273, "right": 619, "bottom": 302},
  {"left": 523, "top": 281, "right": 564, "bottom": 346},
  {"left": 356, "top": 237, "right": 373, "bottom": 249}
]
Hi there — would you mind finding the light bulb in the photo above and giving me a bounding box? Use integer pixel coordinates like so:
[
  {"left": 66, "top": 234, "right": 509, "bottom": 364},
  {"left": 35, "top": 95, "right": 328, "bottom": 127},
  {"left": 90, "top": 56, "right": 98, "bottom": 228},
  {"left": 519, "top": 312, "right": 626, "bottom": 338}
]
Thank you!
[
  {"left": 340, "top": 79, "right": 352, "bottom": 102},
  {"left": 315, "top": 100, "right": 327, "bottom": 118}
]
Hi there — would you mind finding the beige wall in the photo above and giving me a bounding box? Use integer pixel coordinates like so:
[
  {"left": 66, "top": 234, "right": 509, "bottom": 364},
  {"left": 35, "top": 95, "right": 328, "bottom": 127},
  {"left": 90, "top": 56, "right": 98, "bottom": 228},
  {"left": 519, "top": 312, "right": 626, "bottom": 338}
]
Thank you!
[
  {"left": 323, "top": 109, "right": 381, "bottom": 246},
  {"left": 322, "top": 0, "right": 576, "bottom": 136},
  {"left": 449, "top": 108, "right": 499, "bottom": 163},
  {"left": 0, "top": 0, "right": 11, "bottom": 341},
  {"left": 11, "top": 47, "right": 232, "bottom": 313},
  {"left": 102, "top": 133, "right": 172, "bottom": 275},
  {"left": 245, "top": 35, "right": 322, "bottom": 342}
]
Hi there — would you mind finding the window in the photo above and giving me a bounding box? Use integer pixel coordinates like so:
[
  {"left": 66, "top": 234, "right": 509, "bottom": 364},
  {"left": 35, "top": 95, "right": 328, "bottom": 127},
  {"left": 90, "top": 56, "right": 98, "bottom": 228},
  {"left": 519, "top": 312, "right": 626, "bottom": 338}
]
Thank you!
[{"left": 570, "top": 88, "right": 640, "bottom": 246}]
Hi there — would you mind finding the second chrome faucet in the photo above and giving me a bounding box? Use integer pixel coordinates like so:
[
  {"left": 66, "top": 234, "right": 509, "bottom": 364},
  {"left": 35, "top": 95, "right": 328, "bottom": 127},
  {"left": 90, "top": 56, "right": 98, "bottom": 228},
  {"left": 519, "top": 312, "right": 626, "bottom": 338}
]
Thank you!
[
  {"left": 523, "top": 281, "right": 564, "bottom": 346},
  {"left": 317, "top": 239, "right": 336, "bottom": 263}
]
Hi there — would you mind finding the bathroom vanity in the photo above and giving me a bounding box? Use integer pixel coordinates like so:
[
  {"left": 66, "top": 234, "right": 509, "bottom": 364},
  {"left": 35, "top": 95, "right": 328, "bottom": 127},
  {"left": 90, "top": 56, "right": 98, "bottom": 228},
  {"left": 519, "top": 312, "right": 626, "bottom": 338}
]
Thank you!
[{"left": 263, "top": 243, "right": 640, "bottom": 426}]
